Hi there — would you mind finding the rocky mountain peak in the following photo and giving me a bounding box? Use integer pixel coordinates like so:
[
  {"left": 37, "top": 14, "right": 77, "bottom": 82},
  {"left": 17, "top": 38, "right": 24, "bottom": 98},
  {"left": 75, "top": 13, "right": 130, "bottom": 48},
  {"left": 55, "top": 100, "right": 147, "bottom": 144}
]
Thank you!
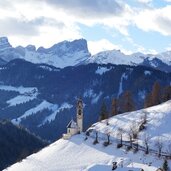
[{"left": 0, "top": 37, "right": 12, "bottom": 50}]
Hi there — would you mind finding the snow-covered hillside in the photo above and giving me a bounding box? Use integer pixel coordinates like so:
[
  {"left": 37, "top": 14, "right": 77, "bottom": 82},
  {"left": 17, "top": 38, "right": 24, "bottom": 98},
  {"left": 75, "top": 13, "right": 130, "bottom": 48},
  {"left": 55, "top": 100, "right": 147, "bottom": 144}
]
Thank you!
[{"left": 5, "top": 100, "right": 171, "bottom": 171}]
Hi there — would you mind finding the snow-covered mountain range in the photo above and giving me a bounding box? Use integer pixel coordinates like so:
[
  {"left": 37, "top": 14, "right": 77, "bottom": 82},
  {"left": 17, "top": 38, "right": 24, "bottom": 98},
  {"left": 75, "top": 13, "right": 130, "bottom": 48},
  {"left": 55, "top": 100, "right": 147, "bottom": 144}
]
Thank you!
[
  {"left": 87, "top": 50, "right": 171, "bottom": 72},
  {"left": 0, "top": 37, "right": 91, "bottom": 68},
  {"left": 5, "top": 100, "right": 171, "bottom": 171},
  {"left": 0, "top": 37, "right": 171, "bottom": 71},
  {"left": 88, "top": 50, "right": 171, "bottom": 66}
]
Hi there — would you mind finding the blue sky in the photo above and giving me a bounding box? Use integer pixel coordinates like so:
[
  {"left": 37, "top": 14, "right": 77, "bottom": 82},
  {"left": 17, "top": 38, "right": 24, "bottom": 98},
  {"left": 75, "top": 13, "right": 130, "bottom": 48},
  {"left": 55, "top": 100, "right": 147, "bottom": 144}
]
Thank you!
[{"left": 0, "top": 0, "right": 171, "bottom": 55}]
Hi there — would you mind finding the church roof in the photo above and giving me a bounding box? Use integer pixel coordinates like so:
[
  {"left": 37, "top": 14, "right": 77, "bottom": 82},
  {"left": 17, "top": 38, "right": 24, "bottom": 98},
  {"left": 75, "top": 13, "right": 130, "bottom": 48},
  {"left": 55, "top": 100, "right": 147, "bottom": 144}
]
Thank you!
[{"left": 67, "top": 119, "right": 78, "bottom": 129}]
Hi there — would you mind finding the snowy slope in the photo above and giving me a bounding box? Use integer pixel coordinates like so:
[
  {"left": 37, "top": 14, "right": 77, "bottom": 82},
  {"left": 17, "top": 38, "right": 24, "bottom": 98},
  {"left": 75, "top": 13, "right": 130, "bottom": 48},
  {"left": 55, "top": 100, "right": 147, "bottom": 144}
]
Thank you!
[
  {"left": 5, "top": 100, "right": 171, "bottom": 171},
  {"left": 5, "top": 134, "right": 161, "bottom": 171},
  {"left": 89, "top": 100, "right": 171, "bottom": 150},
  {"left": 0, "top": 85, "right": 38, "bottom": 107}
]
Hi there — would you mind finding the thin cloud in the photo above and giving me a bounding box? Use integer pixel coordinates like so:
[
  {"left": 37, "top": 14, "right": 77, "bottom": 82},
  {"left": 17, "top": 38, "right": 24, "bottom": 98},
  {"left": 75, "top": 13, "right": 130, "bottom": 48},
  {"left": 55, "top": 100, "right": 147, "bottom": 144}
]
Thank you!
[
  {"left": 43, "top": 0, "right": 125, "bottom": 19},
  {"left": 0, "top": 17, "right": 39, "bottom": 36},
  {"left": 134, "top": 6, "right": 171, "bottom": 36}
]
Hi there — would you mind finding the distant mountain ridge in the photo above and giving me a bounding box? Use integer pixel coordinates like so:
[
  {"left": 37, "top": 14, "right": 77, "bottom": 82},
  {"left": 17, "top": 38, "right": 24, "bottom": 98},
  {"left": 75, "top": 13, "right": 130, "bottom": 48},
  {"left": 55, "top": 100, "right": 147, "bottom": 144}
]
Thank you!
[
  {"left": 87, "top": 49, "right": 171, "bottom": 72},
  {"left": 0, "top": 37, "right": 171, "bottom": 72},
  {"left": 0, "top": 59, "right": 170, "bottom": 141},
  {"left": 0, "top": 37, "right": 91, "bottom": 68}
]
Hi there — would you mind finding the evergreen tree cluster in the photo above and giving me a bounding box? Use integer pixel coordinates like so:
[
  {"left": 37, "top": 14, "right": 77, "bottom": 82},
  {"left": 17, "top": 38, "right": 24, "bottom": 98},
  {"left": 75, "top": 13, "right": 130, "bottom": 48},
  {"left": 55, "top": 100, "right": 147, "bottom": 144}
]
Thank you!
[
  {"left": 99, "top": 91, "right": 135, "bottom": 121},
  {"left": 144, "top": 82, "right": 171, "bottom": 108},
  {"left": 99, "top": 81, "right": 171, "bottom": 121},
  {"left": 0, "top": 120, "right": 48, "bottom": 170}
]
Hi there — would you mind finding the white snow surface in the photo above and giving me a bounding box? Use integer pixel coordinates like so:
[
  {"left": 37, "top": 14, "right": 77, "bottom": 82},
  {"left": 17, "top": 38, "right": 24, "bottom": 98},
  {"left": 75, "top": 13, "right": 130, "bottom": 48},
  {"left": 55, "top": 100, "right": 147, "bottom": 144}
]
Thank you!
[
  {"left": 83, "top": 89, "right": 103, "bottom": 104},
  {"left": 117, "top": 73, "right": 128, "bottom": 97},
  {"left": 0, "top": 85, "right": 38, "bottom": 106},
  {"left": 12, "top": 100, "right": 58, "bottom": 124},
  {"left": 95, "top": 66, "right": 112, "bottom": 75},
  {"left": 7, "top": 95, "right": 36, "bottom": 106},
  {"left": 42, "top": 102, "right": 73, "bottom": 124},
  {"left": 0, "top": 85, "right": 37, "bottom": 94},
  {"left": 91, "top": 91, "right": 103, "bottom": 104},
  {"left": 5, "top": 100, "right": 171, "bottom": 171},
  {"left": 144, "top": 70, "right": 152, "bottom": 75}
]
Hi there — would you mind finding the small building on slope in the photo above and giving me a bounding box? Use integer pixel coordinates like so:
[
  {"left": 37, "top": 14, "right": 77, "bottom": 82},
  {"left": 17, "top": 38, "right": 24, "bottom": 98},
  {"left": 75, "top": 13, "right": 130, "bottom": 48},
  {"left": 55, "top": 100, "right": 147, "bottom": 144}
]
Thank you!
[{"left": 63, "top": 98, "right": 84, "bottom": 139}]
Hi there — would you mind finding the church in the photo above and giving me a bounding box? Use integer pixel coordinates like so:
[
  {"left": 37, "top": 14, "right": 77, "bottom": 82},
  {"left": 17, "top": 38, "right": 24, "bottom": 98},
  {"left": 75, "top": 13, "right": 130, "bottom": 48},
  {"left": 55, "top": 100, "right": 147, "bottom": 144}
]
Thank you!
[{"left": 63, "top": 98, "right": 84, "bottom": 140}]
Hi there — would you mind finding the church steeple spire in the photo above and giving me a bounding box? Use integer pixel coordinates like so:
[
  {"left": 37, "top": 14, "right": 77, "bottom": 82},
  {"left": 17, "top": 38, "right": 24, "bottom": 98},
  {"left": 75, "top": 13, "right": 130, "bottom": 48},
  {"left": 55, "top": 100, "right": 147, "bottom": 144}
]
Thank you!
[{"left": 76, "top": 98, "right": 83, "bottom": 132}]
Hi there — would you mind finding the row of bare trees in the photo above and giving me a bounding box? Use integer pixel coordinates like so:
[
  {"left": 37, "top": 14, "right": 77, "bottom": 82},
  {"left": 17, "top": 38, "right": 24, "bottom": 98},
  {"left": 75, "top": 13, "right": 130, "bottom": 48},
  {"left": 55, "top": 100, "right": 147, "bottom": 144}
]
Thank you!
[{"left": 92, "top": 111, "right": 171, "bottom": 159}]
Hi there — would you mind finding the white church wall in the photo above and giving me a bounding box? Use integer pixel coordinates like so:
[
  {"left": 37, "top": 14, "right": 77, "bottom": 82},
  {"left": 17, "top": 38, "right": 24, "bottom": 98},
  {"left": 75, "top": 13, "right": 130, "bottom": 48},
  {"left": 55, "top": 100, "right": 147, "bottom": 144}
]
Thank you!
[{"left": 67, "top": 128, "right": 78, "bottom": 135}]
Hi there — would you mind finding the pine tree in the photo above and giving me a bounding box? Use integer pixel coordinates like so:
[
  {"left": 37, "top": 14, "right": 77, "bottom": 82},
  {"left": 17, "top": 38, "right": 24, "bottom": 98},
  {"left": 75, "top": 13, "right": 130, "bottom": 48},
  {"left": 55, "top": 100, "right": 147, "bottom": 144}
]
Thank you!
[
  {"left": 122, "top": 91, "right": 135, "bottom": 113},
  {"left": 151, "top": 81, "right": 161, "bottom": 105},
  {"left": 144, "top": 93, "right": 153, "bottom": 108},
  {"left": 163, "top": 159, "right": 169, "bottom": 171},
  {"left": 111, "top": 98, "right": 118, "bottom": 116},
  {"left": 99, "top": 101, "right": 108, "bottom": 121},
  {"left": 162, "top": 86, "right": 171, "bottom": 102}
]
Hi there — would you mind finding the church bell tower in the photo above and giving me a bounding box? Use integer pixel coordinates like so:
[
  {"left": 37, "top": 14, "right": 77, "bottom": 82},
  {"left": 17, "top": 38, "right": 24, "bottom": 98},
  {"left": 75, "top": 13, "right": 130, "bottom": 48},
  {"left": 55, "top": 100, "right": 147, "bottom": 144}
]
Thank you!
[{"left": 76, "top": 98, "right": 83, "bottom": 132}]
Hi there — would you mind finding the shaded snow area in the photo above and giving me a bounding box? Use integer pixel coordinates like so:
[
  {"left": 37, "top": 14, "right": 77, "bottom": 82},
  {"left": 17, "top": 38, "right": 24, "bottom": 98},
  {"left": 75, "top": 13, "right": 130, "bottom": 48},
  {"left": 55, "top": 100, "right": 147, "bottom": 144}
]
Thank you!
[
  {"left": 138, "top": 90, "right": 146, "bottom": 100},
  {"left": 0, "top": 85, "right": 38, "bottom": 94},
  {"left": 0, "top": 85, "right": 38, "bottom": 106},
  {"left": 42, "top": 102, "right": 73, "bottom": 125},
  {"left": 144, "top": 70, "right": 152, "bottom": 75},
  {"left": 84, "top": 89, "right": 103, "bottom": 104},
  {"left": 95, "top": 66, "right": 113, "bottom": 75},
  {"left": 117, "top": 73, "right": 128, "bottom": 97},
  {"left": 12, "top": 100, "right": 58, "bottom": 124},
  {"left": 38, "top": 65, "right": 60, "bottom": 72},
  {"left": 5, "top": 101, "right": 171, "bottom": 171}
]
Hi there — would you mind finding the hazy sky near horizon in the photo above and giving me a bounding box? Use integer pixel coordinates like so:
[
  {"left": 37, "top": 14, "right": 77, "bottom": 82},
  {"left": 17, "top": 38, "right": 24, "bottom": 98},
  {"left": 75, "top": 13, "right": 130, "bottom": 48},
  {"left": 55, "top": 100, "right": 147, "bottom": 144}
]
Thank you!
[{"left": 0, "top": 0, "right": 171, "bottom": 55}]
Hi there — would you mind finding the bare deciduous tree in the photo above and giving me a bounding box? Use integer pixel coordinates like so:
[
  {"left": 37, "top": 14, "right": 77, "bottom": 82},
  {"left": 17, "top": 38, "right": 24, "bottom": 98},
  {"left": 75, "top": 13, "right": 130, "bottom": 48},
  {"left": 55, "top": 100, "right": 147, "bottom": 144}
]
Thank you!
[
  {"left": 111, "top": 98, "right": 118, "bottom": 116},
  {"left": 155, "top": 137, "right": 163, "bottom": 158},
  {"left": 93, "top": 131, "right": 99, "bottom": 145},
  {"left": 117, "top": 128, "right": 124, "bottom": 147},
  {"left": 130, "top": 122, "right": 139, "bottom": 139},
  {"left": 127, "top": 129, "right": 133, "bottom": 148},
  {"left": 139, "top": 113, "right": 147, "bottom": 131},
  {"left": 134, "top": 139, "right": 139, "bottom": 153},
  {"left": 166, "top": 141, "right": 171, "bottom": 159},
  {"left": 143, "top": 133, "right": 150, "bottom": 154},
  {"left": 103, "top": 131, "right": 111, "bottom": 147}
]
